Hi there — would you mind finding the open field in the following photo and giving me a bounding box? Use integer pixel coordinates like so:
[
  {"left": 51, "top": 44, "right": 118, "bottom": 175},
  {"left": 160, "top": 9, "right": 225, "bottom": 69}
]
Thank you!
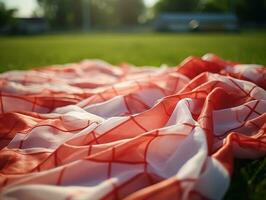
[
  {"left": 0, "top": 32, "right": 266, "bottom": 71},
  {"left": 0, "top": 32, "right": 265, "bottom": 199}
]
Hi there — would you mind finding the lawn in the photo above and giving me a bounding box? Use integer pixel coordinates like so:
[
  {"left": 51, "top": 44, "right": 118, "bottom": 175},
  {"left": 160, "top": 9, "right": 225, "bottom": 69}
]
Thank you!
[
  {"left": 0, "top": 32, "right": 265, "bottom": 199},
  {"left": 0, "top": 32, "right": 266, "bottom": 72}
]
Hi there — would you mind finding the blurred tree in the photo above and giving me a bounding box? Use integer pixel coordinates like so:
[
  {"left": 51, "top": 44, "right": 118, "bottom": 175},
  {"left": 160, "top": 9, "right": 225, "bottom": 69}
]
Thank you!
[
  {"left": 0, "top": 2, "right": 16, "bottom": 28},
  {"left": 89, "top": 0, "right": 119, "bottom": 28},
  {"left": 38, "top": 0, "right": 145, "bottom": 29},
  {"left": 199, "top": 0, "right": 266, "bottom": 23},
  {"left": 155, "top": 0, "right": 236, "bottom": 13},
  {"left": 117, "top": 0, "right": 144, "bottom": 25},
  {"left": 155, "top": 0, "right": 201, "bottom": 12},
  {"left": 37, "top": 0, "right": 83, "bottom": 29},
  {"left": 235, "top": 0, "right": 266, "bottom": 24},
  {"left": 198, "top": 0, "right": 229, "bottom": 12}
]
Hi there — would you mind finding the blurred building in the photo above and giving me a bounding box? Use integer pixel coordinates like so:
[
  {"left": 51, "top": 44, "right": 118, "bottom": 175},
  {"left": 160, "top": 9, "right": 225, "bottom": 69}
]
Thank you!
[
  {"left": 155, "top": 13, "right": 239, "bottom": 32},
  {"left": 15, "top": 17, "right": 49, "bottom": 34}
]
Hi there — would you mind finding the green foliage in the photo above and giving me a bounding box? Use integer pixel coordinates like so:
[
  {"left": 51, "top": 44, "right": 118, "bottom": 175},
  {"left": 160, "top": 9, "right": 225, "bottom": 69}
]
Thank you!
[
  {"left": 235, "top": 0, "right": 266, "bottom": 23},
  {"left": 90, "top": 0, "right": 120, "bottom": 27},
  {"left": 198, "top": 0, "right": 230, "bottom": 12},
  {"left": 37, "top": 0, "right": 144, "bottom": 29},
  {"left": 37, "top": 0, "right": 83, "bottom": 29},
  {"left": 117, "top": 0, "right": 144, "bottom": 25},
  {"left": 0, "top": 2, "right": 17, "bottom": 28},
  {"left": 154, "top": 0, "right": 233, "bottom": 13},
  {"left": 155, "top": 0, "right": 201, "bottom": 13}
]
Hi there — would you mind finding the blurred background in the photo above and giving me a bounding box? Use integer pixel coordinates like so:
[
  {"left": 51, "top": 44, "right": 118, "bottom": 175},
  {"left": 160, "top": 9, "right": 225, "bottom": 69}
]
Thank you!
[{"left": 0, "top": 0, "right": 265, "bottom": 34}]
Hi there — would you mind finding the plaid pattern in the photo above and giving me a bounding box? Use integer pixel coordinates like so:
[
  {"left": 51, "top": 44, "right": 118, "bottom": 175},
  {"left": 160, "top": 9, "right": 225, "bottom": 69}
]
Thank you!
[{"left": 0, "top": 54, "right": 265, "bottom": 200}]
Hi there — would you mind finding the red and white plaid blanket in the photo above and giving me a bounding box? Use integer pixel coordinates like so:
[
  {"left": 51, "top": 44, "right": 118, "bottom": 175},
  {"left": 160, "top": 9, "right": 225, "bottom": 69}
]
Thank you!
[{"left": 0, "top": 54, "right": 265, "bottom": 200}]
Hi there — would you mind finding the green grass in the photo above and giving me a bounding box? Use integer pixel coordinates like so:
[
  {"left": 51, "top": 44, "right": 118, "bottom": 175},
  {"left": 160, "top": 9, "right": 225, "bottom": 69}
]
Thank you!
[
  {"left": 0, "top": 32, "right": 266, "bottom": 72},
  {"left": 0, "top": 32, "right": 266, "bottom": 199}
]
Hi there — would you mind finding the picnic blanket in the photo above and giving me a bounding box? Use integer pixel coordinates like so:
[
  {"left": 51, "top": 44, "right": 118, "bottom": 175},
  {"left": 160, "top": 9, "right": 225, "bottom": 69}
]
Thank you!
[{"left": 0, "top": 54, "right": 265, "bottom": 200}]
